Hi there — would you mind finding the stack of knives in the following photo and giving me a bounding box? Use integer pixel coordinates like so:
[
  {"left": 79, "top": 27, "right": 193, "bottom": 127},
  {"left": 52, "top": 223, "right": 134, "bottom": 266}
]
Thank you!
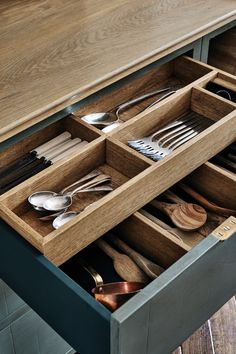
[{"left": 0, "top": 132, "right": 88, "bottom": 194}]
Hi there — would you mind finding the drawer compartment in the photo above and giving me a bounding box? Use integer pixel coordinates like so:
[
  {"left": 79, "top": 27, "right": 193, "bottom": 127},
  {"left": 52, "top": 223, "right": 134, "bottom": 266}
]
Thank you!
[
  {"left": 1, "top": 159, "right": 235, "bottom": 354},
  {"left": 112, "top": 86, "right": 236, "bottom": 148},
  {"left": 199, "top": 71, "right": 236, "bottom": 105},
  {"left": 0, "top": 115, "right": 101, "bottom": 194},
  {"left": 73, "top": 56, "right": 213, "bottom": 129},
  {"left": 120, "top": 161, "right": 236, "bottom": 258},
  {"left": 208, "top": 26, "right": 236, "bottom": 76},
  {"left": 0, "top": 138, "right": 149, "bottom": 265}
]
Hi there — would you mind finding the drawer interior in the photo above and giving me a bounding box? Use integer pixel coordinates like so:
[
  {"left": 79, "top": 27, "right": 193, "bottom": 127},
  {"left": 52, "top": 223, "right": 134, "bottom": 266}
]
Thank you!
[
  {"left": 208, "top": 26, "right": 236, "bottom": 76},
  {"left": 73, "top": 56, "right": 213, "bottom": 126}
]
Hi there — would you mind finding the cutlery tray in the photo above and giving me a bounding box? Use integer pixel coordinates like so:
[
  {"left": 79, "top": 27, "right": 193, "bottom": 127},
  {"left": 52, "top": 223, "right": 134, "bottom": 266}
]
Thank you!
[{"left": 0, "top": 63, "right": 236, "bottom": 266}]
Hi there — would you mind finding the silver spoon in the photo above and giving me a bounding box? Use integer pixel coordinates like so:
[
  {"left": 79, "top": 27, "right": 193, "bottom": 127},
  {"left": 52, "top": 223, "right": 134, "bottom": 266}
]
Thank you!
[
  {"left": 40, "top": 186, "right": 113, "bottom": 221},
  {"left": 101, "top": 90, "right": 177, "bottom": 133},
  {"left": 53, "top": 211, "right": 79, "bottom": 228},
  {"left": 28, "top": 170, "right": 101, "bottom": 210},
  {"left": 43, "top": 174, "right": 111, "bottom": 211},
  {"left": 81, "top": 88, "right": 170, "bottom": 127}
]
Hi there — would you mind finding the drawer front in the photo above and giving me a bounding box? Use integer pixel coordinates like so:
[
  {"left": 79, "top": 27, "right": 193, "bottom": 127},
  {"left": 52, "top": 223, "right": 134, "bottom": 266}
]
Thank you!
[{"left": 111, "top": 232, "right": 236, "bottom": 354}]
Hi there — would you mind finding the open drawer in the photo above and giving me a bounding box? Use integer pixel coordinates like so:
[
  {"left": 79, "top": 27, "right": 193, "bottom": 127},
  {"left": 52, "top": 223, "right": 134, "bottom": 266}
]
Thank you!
[
  {"left": 0, "top": 159, "right": 236, "bottom": 354},
  {"left": 0, "top": 84, "right": 236, "bottom": 265}
]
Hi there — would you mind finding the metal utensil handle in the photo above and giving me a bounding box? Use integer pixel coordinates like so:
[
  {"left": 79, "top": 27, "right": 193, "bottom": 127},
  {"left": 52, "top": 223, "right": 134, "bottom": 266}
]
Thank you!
[
  {"left": 77, "top": 186, "right": 113, "bottom": 193},
  {"left": 142, "top": 90, "right": 176, "bottom": 111},
  {"left": 115, "top": 87, "right": 170, "bottom": 119},
  {"left": 158, "top": 117, "right": 199, "bottom": 145},
  {"left": 77, "top": 258, "right": 104, "bottom": 287},
  {"left": 32, "top": 132, "right": 71, "bottom": 155},
  {"left": 60, "top": 170, "right": 101, "bottom": 194},
  {"left": 150, "top": 112, "right": 197, "bottom": 141},
  {"left": 69, "top": 175, "right": 111, "bottom": 196}
]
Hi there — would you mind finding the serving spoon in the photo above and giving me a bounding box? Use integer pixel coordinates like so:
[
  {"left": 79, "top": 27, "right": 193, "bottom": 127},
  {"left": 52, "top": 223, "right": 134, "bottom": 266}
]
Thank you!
[
  {"left": 81, "top": 87, "right": 170, "bottom": 128},
  {"left": 149, "top": 199, "right": 207, "bottom": 231}
]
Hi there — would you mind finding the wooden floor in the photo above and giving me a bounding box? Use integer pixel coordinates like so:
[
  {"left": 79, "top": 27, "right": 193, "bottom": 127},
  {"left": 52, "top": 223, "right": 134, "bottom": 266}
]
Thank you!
[{"left": 173, "top": 297, "right": 236, "bottom": 354}]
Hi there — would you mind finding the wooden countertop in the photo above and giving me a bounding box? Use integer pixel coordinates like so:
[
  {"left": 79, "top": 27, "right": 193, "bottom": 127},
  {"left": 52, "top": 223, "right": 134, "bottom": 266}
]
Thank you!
[{"left": 0, "top": 0, "right": 235, "bottom": 142}]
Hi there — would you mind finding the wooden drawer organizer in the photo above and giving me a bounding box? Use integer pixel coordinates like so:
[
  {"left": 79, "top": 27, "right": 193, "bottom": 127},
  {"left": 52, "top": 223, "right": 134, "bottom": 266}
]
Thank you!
[{"left": 0, "top": 56, "right": 236, "bottom": 266}]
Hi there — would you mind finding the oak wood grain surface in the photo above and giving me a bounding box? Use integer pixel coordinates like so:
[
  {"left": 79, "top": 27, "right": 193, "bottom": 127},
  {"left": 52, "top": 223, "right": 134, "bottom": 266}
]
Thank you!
[{"left": 0, "top": 0, "right": 235, "bottom": 141}]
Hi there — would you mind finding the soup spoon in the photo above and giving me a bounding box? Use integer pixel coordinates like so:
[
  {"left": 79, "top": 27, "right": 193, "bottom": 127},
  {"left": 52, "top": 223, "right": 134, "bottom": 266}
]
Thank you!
[
  {"left": 28, "top": 170, "right": 101, "bottom": 210},
  {"left": 43, "top": 174, "right": 111, "bottom": 211},
  {"left": 81, "top": 88, "right": 170, "bottom": 127}
]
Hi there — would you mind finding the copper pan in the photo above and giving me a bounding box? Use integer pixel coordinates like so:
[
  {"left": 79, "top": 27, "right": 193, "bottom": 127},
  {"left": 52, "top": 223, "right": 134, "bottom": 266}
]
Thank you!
[{"left": 78, "top": 258, "right": 144, "bottom": 311}]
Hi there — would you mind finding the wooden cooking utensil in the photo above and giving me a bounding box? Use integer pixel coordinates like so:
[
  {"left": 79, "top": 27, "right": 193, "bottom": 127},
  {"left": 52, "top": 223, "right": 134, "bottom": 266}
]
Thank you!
[
  {"left": 140, "top": 209, "right": 204, "bottom": 248},
  {"left": 96, "top": 239, "right": 149, "bottom": 283},
  {"left": 163, "top": 189, "right": 226, "bottom": 237},
  {"left": 107, "top": 233, "right": 164, "bottom": 279},
  {"left": 149, "top": 199, "right": 207, "bottom": 231},
  {"left": 178, "top": 183, "right": 236, "bottom": 217}
]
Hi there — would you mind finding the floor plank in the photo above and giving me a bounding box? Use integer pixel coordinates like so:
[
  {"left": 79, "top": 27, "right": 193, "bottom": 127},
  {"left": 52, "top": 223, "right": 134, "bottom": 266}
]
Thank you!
[
  {"left": 181, "top": 321, "right": 214, "bottom": 354},
  {"left": 210, "top": 297, "right": 236, "bottom": 354},
  {"left": 172, "top": 297, "right": 236, "bottom": 354}
]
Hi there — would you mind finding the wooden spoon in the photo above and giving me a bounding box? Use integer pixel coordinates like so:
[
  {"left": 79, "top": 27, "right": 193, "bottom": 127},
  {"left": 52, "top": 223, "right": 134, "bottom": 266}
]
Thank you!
[
  {"left": 149, "top": 199, "right": 207, "bottom": 231},
  {"left": 163, "top": 189, "right": 226, "bottom": 237},
  {"left": 178, "top": 183, "right": 236, "bottom": 217},
  {"left": 96, "top": 239, "right": 149, "bottom": 283},
  {"left": 140, "top": 209, "right": 204, "bottom": 248},
  {"left": 107, "top": 233, "right": 164, "bottom": 279}
]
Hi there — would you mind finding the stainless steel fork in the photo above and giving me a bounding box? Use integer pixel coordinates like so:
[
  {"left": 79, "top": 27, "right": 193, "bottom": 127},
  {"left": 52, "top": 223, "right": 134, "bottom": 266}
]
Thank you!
[{"left": 128, "top": 113, "right": 211, "bottom": 161}]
